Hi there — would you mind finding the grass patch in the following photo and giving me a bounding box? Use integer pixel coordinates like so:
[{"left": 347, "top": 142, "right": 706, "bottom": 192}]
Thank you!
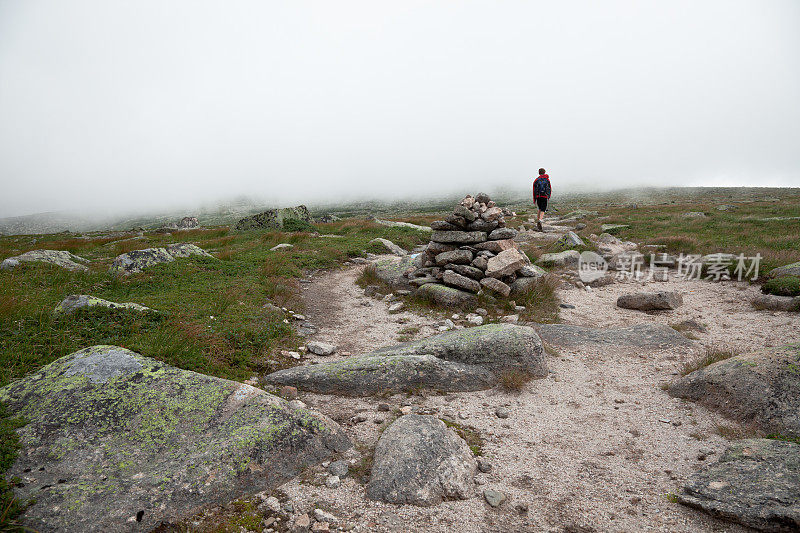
[
  {"left": 0, "top": 403, "right": 27, "bottom": 529},
  {"left": 763, "top": 276, "right": 800, "bottom": 297},
  {"left": 441, "top": 419, "right": 483, "bottom": 456},
  {"left": 498, "top": 370, "right": 534, "bottom": 392},
  {"left": 515, "top": 274, "right": 560, "bottom": 324},
  {"left": 680, "top": 346, "right": 738, "bottom": 376},
  {"left": 356, "top": 264, "right": 381, "bottom": 288},
  {"left": 715, "top": 423, "right": 762, "bottom": 441},
  {"left": 766, "top": 433, "right": 800, "bottom": 445}
]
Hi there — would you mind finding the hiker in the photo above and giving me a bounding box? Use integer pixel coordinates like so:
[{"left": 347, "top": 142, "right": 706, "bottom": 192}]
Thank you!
[{"left": 533, "top": 168, "right": 551, "bottom": 231}]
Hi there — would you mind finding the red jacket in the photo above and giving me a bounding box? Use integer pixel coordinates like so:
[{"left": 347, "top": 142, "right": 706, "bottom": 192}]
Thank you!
[{"left": 533, "top": 174, "right": 551, "bottom": 199}]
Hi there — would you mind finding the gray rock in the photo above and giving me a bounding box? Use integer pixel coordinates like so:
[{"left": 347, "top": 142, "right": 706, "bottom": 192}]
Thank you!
[
  {"left": 374, "top": 219, "right": 432, "bottom": 233},
  {"left": 369, "top": 238, "right": 407, "bottom": 256},
  {"left": 486, "top": 249, "right": 526, "bottom": 278},
  {"left": 480, "top": 277, "right": 511, "bottom": 297},
  {"left": 307, "top": 341, "right": 337, "bottom": 356},
  {"left": 683, "top": 211, "right": 707, "bottom": 218},
  {"left": 265, "top": 354, "right": 495, "bottom": 395},
  {"left": 617, "top": 291, "right": 683, "bottom": 311},
  {"left": 234, "top": 205, "right": 312, "bottom": 231},
  {"left": 600, "top": 224, "right": 630, "bottom": 234},
  {"left": 716, "top": 204, "right": 737, "bottom": 211},
  {"left": 446, "top": 264, "right": 484, "bottom": 280},
  {"left": 678, "top": 439, "right": 799, "bottom": 532},
  {"left": 371, "top": 323, "right": 547, "bottom": 376},
  {"left": 443, "top": 270, "right": 481, "bottom": 293},
  {"left": 537, "top": 250, "right": 580, "bottom": 267},
  {"left": 416, "top": 283, "right": 478, "bottom": 307},
  {"left": 430, "top": 230, "right": 487, "bottom": 245},
  {"left": 431, "top": 220, "right": 460, "bottom": 231},
  {"left": 554, "top": 231, "right": 584, "bottom": 249},
  {"left": 366, "top": 415, "right": 476, "bottom": 506},
  {"left": 435, "top": 249, "right": 473, "bottom": 266},
  {"left": 467, "top": 219, "right": 499, "bottom": 232},
  {"left": 0, "top": 346, "right": 350, "bottom": 533},
  {"left": 669, "top": 345, "right": 800, "bottom": 437},
  {"left": 374, "top": 256, "right": 416, "bottom": 290},
  {"left": 329, "top": 460, "right": 349, "bottom": 478},
  {"left": 483, "top": 489, "right": 507, "bottom": 508},
  {"left": 751, "top": 294, "right": 800, "bottom": 312},
  {"left": 517, "top": 264, "right": 546, "bottom": 278},
  {"left": 537, "top": 323, "right": 693, "bottom": 350},
  {"left": 54, "top": 295, "right": 154, "bottom": 315},
  {"left": 426, "top": 241, "right": 457, "bottom": 255},
  {"left": 495, "top": 407, "right": 510, "bottom": 419},
  {"left": 768, "top": 262, "right": 800, "bottom": 279},
  {"left": 474, "top": 239, "right": 517, "bottom": 253},
  {"left": 0, "top": 249, "right": 89, "bottom": 272},
  {"left": 488, "top": 228, "right": 518, "bottom": 240},
  {"left": 109, "top": 243, "right": 212, "bottom": 274},
  {"left": 453, "top": 205, "right": 478, "bottom": 222},
  {"left": 270, "top": 243, "right": 294, "bottom": 251}
]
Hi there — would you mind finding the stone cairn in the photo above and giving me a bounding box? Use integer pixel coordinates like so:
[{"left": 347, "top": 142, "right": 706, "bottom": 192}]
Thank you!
[{"left": 406, "top": 193, "right": 540, "bottom": 298}]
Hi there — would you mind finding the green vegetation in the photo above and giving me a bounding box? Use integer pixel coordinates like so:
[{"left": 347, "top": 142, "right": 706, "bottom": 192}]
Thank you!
[
  {"left": 0, "top": 222, "right": 428, "bottom": 387},
  {"left": 680, "top": 346, "right": 738, "bottom": 376},
  {"left": 763, "top": 276, "right": 800, "bottom": 297},
  {"left": 497, "top": 370, "right": 534, "bottom": 392},
  {"left": 0, "top": 403, "right": 26, "bottom": 530},
  {"left": 441, "top": 419, "right": 483, "bottom": 456},
  {"left": 515, "top": 275, "right": 560, "bottom": 324}
]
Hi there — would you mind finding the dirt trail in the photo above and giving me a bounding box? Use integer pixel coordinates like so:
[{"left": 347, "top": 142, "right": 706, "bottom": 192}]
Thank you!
[{"left": 280, "top": 261, "right": 800, "bottom": 532}]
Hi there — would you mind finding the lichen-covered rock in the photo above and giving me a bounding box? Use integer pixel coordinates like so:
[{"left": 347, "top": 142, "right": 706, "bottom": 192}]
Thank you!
[
  {"left": 443, "top": 270, "right": 481, "bottom": 293},
  {"left": 109, "top": 243, "right": 213, "bottom": 274},
  {"left": 54, "top": 294, "right": 154, "bottom": 314},
  {"left": 668, "top": 345, "right": 800, "bottom": 437},
  {"left": 751, "top": 294, "right": 800, "bottom": 312},
  {"left": 435, "top": 249, "right": 473, "bottom": 266},
  {"left": 768, "top": 261, "right": 800, "bottom": 279},
  {"left": 234, "top": 205, "right": 312, "bottom": 231},
  {"left": 600, "top": 223, "right": 630, "bottom": 234},
  {"left": 370, "top": 323, "right": 547, "bottom": 376},
  {"left": 537, "top": 250, "right": 580, "bottom": 267},
  {"left": 553, "top": 231, "right": 584, "bottom": 249},
  {"left": 366, "top": 415, "right": 476, "bottom": 506},
  {"left": 678, "top": 439, "right": 799, "bottom": 532},
  {"left": 415, "top": 283, "right": 478, "bottom": 307},
  {"left": 0, "top": 346, "right": 350, "bottom": 533},
  {"left": 373, "top": 256, "right": 416, "bottom": 290},
  {"left": 430, "top": 230, "right": 487, "bottom": 245},
  {"left": 537, "top": 323, "right": 693, "bottom": 350},
  {"left": 264, "top": 354, "right": 495, "bottom": 395},
  {"left": 617, "top": 291, "right": 683, "bottom": 311},
  {"left": 0, "top": 250, "right": 89, "bottom": 272}
]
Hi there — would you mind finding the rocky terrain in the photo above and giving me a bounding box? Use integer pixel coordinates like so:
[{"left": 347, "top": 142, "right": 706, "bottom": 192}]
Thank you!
[{"left": 0, "top": 189, "right": 798, "bottom": 532}]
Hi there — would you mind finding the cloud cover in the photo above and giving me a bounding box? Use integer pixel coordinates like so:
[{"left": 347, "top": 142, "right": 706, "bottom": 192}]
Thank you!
[{"left": 0, "top": 0, "right": 798, "bottom": 217}]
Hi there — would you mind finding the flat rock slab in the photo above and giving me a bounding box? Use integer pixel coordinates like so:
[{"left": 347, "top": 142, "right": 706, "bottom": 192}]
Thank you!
[
  {"left": 0, "top": 346, "right": 350, "bottom": 533},
  {"left": 54, "top": 294, "right": 154, "bottom": 314},
  {"left": 678, "top": 439, "right": 799, "bottom": 532},
  {"left": 0, "top": 250, "right": 89, "bottom": 272},
  {"left": 264, "top": 354, "right": 496, "bottom": 395},
  {"left": 366, "top": 415, "right": 476, "bottom": 506},
  {"left": 537, "top": 250, "right": 580, "bottom": 267},
  {"left": 373, "top": 256, "right": 416, "bottom": 290},
  {"left": 369, "top": 238, "right": 407, "bottom": 256},
  {"left": 109, "top": 243, "right": 212, "bottom": 274},
  {"left": 617, "top": 291, "right": 683, "bottom": 311},
  {"left": 370, "top": 323, "right": 547, "bottom": 376},
  {"left": 537, "top": 323, "right": 693, "bottom": 350},
  {"left": 669, "top": 345, "right": 800, "bottom": 438}
]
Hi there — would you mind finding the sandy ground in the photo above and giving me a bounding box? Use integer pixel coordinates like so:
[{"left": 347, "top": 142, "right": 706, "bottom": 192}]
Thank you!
[{"left": 275, "top": 261, "right": 800, "bottom": 533}]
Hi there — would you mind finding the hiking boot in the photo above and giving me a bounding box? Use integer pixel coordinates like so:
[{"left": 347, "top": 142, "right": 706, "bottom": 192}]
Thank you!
[{"left": 537, "top": 220, "right": 543, "bottom": 232}]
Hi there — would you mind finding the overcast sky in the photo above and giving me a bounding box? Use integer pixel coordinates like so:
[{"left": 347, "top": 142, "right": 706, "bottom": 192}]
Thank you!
[{"left": 0, "top": 1, "right": 798, "bottom": 218}]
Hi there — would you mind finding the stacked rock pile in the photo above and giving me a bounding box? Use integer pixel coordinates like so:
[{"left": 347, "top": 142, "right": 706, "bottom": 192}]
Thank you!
[{"left": 406, "top": 193, "right": 544, "bottom": 298}]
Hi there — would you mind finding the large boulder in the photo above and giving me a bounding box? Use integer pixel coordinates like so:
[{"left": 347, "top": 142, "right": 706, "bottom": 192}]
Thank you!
[
  {"left": 366, "top": 415, "right": 476, "bottom": 506},
  {"left": 109, "top": 243, "right": 212, "bottom": 274},
  {"left": 668, "top": 345, "right": 800, "bottom": 437},
  {"left": 751, "top": 293, "right": 800, "bottom": 312},
  {"left": 617, "top": 291, "right": 683, "bottom": 311},
  {"left": 537, "top": 323, "right": 693, "bottom": 350},
  {"left": 373, "top": 256, "right": 416, "bottom": 290},
  {"left": 678, "top": 439, "right": 799, "bottom": 532},
  {"left": 415, "top": 283, "right": 477, "bottom": 307},
  {"left": 264, "top": 354, "right": 495, "bottom": 395},
  {"left": 768, "top": 262, "right": 800, "bottom": 279},
  {"left": 0, "top": 250, "right": 89, "bottom": 272},
  {"left": 234, "top": 205, "right": 312, "bottom": 231},
  {"left": 54, "top": 294, "right": 154, "bottom": 314},
  {"left": 0, "top": 346, "right": 350, "bottom": 533},
  {"left": 370, "top": 323, "right": 547, "bottom": 376}
]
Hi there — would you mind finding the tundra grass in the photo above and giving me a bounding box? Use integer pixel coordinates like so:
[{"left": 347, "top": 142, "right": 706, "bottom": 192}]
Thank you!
[{"left": 0, "top": 221, "right": 428, "bottom": 388}]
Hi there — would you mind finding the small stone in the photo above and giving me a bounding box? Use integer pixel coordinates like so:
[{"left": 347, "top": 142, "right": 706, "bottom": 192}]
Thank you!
[
  {"left": 280, "top": 386, "right": 298, "bottom": 400},
  {"left": 477, "top": 458, "right": 493, "bottom": 473},
  {"left": 499, "top": 314, "right": 519, "bottom": 324},
  {"left": 483, "top": 489, "right": 507, "bottom": 508},
  {"left": 388, "top": 302, "right": 405, "bottom": 313},
  {"left": 313, "top": 508, "right": 337, "bottom": 524},
  {"left": 515, "top": 502, "right": 529, "bottom": 514},
  {"left": 377, "top": 403, "right": 391, "bottom": 411},
  {"left": 374, "top": 416, "right": 385, "bottom": 424},
  {"left": 294, "top": 514, "right": 311, "bottom": 529},
  {"left": 287, "top": 399, "right": 306, "bottom": 409},
  {"left": 400, "top": 406, "right": 412, "bottom": 415},
  {"left": 263, "top": 496, "right": 281, "bottom": 513},
  {"left": 329, "top": 460, "right": 349, "bottom": 477},
  {"left": 495, "top": 407, "right": 510, "bottom": 419},
  {"left": 307, "top": 341, "right": 337, "bottom": 356},
  {"left": 325, "top": 475, "right": 341, "bottom": 488}
]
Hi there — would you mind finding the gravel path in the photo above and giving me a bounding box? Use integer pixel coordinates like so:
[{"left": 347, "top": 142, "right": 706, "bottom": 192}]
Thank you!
[{"left": 277, "top": 262, "right": 799, "bottom": 532}]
